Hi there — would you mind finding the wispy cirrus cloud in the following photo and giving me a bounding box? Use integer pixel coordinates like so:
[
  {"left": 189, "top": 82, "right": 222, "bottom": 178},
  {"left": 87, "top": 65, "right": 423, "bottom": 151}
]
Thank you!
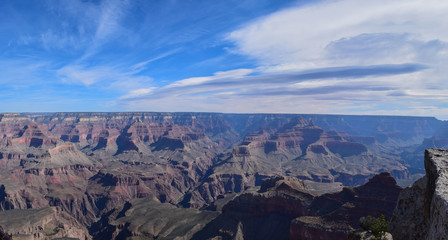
[
  {"left": 120, "top": 0, "right": 448, "bottom": 118},
  {"left": 120, "top": 63, "right": 426, "bottom": 99},
  {"left": 119, "top": 87, "right": 157, "bottom": 100},
  {"left": 119, "top": 63, "right": 436, "bottom": 115},
  {"left": 0, "top": 59, "right": 50, "bottom": 87},
  {"left": 80, "top": 0, "right": 133, "bottom": 59},
  {"left": 57, "top": 64, "right": 152, "bottom": 90},
  {"left": 130, "top": 48, "right": 183, "bottom": 72}
]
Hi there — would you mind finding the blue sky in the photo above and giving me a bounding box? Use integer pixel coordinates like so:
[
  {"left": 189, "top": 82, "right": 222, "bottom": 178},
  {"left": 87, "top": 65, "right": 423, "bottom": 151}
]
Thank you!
[{"left": 1, "top": 0, "right": 448, "bottom": 119}]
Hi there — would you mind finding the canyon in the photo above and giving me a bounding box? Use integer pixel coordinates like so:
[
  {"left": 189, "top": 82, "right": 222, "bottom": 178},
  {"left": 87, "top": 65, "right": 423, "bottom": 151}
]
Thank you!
[{"left": 0, "top": 112, "right": 445, "bottom": 239}]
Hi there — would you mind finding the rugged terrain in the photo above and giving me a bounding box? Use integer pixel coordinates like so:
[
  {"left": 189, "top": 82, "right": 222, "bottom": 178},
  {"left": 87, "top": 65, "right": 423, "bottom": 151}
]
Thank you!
[
  {"left": 390, "top": 148, "right": 448, "bottom": 240},
  {"left": 0, "top": 112, "right": 444, "bottom": 239},
  {"left": 93, "top": 172, "right": 401, "bottom": 240}
]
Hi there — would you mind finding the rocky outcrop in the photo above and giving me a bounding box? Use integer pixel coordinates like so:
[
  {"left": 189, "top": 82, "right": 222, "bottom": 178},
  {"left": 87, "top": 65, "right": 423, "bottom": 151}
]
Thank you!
[
  {"left": 0, "top": 207, "right": 90, "bottom": 240},
  {"left": 289, "top": 216, "right": 351, "bottom": 240},
  {"left": 0, "top": 112, "right": 440, "bottom": 239},
  {"left": 90, "top": 198, "right": 219, "bottom": 240},
  {"left": 390, "top": 148, "right": 448, "bottom": 240},
  {"left": 192, "top": 176, "right": 314, "bottom": 240},
  {"left": 184, "top": 117, "right": 408, "bottom": 207},
  {"left": 290, "top": 172, "right": 402, "bottom": 240},
  {"left": 0, "top": 164, "right": 98, "bottom": 224},
  {"left": 0, "top": 113, "right": 229, "bottom": 227},
  {"left": 193, "top": 173, "right": 401, "bottom": 240},
  {"left": 88, "top": 172, "right": 402, "bottom": 240},
  {"left": 389, "top": 176, "right": 427, "bottom": 240}
]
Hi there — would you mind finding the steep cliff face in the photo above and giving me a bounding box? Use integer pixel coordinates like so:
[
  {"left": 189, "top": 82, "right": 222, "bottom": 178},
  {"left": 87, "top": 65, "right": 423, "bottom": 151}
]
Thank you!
[
  {"left": 390, "top": 148, "right": 448, "bottom": 240},
  {"left": 185, "top": 117, "right": 407, "bottom": 207},
  {"left": 0, "top": 112, "right": 441, "bottom": 239},
  {"left": 389, "top": 176, "right": 427, "bottom": 240},
  {"left": 191, "top": 173, "right": 401, "bottom": 240},
  {"left": 0, "top": 113, "right": 233, "bottom": 233},
  {"left": 191, "top": 176, "right": 315, "bottom": 240}
]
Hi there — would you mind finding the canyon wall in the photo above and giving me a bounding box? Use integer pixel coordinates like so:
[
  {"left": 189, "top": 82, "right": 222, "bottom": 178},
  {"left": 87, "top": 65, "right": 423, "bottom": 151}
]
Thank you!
[
  {"left": 0, "top": 112, "right": 442, "bottom": 239},
  {"left": 390, "top": 148, "right": 448, "bottom": 240}
]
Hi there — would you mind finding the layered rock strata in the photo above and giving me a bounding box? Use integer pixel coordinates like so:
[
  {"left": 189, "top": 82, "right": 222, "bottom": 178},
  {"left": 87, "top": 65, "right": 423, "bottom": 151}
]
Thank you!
[
  {"left": 0, "top": 112, "right": 438, "bottom": 239},
  {"left": 185, "top": 117, "right": 407, "bottom": 207},
  {"left": 192, "top": 173, "right": 401, "bottom": 240},
  {"left": 390, "top": 148, "right": 448, "bottom": 240}
]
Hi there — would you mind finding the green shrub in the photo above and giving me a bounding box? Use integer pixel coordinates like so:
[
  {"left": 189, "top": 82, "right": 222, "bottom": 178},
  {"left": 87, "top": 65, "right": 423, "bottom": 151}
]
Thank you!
[{"left": 359, "top": 214, "right": 389, "bottom": 240}]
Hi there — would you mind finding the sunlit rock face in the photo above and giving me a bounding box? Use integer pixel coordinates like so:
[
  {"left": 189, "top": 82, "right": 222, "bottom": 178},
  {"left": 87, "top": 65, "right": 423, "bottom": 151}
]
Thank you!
[
  {"left": 390, "top": 149, "right": 448, "bottom": 240},
  {"left": 184, "top": 116, "right": 409, "bottom": 207},
  {"left": 0, "top": 113, "right": 235, "bottom": 226},
  {"left": 0, "top": 112, "right": 441, "bottom": 239}
]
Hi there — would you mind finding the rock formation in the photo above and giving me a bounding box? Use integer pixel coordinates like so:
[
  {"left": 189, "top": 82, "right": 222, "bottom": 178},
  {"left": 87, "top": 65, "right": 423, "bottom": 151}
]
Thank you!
[
  {"left": 192, "top": 172, "right": 401, "bottom": 240},
  {"left": 390, "top": 148, "right": 448, "bottom": 240},
  {"left": 184, "top": 117, "right": 407, "bottom": 207},
  {"left": 290, "top": 172, "right": 402, "bottom": 240},
  {"left": 90, "top": 198, "right": 219, "bottom": 240},
  {"left": 0, "top": 207, "right": 90, "bottom": 239},
  {"left": 0, "top": 112, "right": 441, "bottom": 239}
]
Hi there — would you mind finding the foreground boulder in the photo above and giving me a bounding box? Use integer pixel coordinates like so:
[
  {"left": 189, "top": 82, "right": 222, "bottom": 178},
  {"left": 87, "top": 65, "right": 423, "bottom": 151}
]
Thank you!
[{"left": 390, "top": 148, "right": 448, "bottom": 240}]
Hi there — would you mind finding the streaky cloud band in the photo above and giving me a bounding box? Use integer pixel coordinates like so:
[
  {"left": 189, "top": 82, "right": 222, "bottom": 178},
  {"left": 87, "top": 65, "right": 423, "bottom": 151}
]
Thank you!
[
  {"left": 288, "top": 63, "right": 428, "bottom": 80},
  {"left": 122, "top": 63, "right": 428, "bottom": 100}
]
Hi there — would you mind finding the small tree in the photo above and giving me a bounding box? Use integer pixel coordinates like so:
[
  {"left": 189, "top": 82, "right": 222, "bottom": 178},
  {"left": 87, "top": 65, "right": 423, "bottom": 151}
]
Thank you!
[{"left": 359, "top": 214, "right": 389, "bottom": 240}]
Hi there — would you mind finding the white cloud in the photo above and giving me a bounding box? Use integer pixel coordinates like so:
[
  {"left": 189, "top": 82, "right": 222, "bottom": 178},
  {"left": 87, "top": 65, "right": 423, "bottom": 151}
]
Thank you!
[
  {"left": 94, "top": 0, "right": 129, "bottom": 41},
  {"left": 131, "top": 48, "right": 182, "bottom": 72},
  {"left": 170, "top": 68, "right": 254, "bottom": 87},
  {"left": 80, "top": 0, "right": 132, "bottom": 59},
  {"left": 119, "top": 64, "right": 448, "bottom": 117},
  {"left": 25, "top": 0, "right": 448, "bottom": 119},
  {"left": 118, "top": 68, "right": 255, "bottom": 102},
  {"left": 120, "top": 87, "right": 156, "bottom": 99},
  {"left": 57, "top": 64, "right": 152, "bottom": 90},
  {"left": 0, "top": 59, "right": 49, "bottom": 87},
  {"left": 58, "top": 65, "right": 111, "bottom": 86},
  {"left": 227, "top": 0, "right": 448, "bottom": 69},
  {"left": 121, "top": 63, "right": 427, "bottom": 100},
  {"left": 183, "top": 0, "right": 448, "bottom": 119}
]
